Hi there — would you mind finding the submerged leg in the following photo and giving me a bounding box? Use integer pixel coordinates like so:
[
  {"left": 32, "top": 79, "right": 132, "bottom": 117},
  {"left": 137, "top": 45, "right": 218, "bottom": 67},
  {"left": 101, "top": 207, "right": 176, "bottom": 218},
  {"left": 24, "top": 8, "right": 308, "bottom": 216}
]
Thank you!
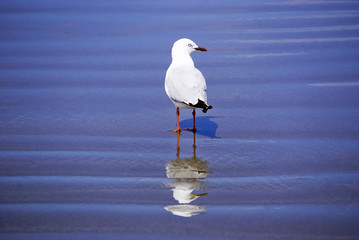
[
  {"left": 176, "top": 131, "right": 180, "bottom": 158},
  {"left": 193, "top": 131, "right": 196, "bottom": 158}
]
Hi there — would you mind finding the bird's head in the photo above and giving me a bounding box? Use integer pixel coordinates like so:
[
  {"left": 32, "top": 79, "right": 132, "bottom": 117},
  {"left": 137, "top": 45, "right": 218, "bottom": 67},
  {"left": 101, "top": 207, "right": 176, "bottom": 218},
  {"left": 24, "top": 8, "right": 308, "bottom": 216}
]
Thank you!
[{"left": 172, "top": 38, "right": 207, "bottom": 56}]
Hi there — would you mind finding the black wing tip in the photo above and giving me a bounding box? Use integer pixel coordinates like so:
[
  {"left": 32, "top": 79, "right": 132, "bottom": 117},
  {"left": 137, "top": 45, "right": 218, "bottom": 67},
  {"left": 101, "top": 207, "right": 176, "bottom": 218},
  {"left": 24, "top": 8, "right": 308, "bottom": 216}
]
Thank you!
[
  {"left": 202, "top": 105, "right": 213, "bottom": 113},
  {"left": 172, "top": 98, "right": 213, "bottom": 113},
  {"left": 191, "top": 99, "right": 213, "bottom": 113}
]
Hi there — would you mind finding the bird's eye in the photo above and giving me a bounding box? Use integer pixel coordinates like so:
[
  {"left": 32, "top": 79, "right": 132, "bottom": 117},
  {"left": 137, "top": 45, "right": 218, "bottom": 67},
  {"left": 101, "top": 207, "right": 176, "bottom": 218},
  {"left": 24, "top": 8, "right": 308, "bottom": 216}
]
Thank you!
[{"left": 188, "top": 44, "right": 193, "bottom": 47}]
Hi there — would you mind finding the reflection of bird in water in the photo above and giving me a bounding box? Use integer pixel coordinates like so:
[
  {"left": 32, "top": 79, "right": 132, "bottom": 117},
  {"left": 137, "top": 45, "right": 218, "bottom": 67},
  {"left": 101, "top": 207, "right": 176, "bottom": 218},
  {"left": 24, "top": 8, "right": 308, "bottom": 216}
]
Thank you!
[
  {"left": 164, "top": 205, "right": 207, "bottom": 218},
  {"left": 164, "top": 133, "right": 208, "bottom": 217}
]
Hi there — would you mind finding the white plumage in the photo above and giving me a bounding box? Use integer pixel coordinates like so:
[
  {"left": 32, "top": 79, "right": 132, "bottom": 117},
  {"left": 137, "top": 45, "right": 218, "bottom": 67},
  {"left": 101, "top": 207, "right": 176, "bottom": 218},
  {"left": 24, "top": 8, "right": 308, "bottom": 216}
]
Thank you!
[{"left": 165, "top": 38, "right": 212, "bottom": 132}]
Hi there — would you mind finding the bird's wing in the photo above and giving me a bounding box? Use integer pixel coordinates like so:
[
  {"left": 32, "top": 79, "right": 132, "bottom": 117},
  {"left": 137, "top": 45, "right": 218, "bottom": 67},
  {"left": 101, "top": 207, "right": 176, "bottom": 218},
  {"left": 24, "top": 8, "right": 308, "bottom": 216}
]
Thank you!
[{"left": 165, "top": 66, "right": 207, "bottom": 106}]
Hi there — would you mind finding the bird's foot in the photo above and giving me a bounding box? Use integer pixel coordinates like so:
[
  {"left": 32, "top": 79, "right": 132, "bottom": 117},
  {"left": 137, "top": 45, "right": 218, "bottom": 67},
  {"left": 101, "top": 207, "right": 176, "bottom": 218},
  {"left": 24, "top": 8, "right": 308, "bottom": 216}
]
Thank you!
[
  {"left": 169, "top": 128, "right": 182, "bottom": 133},
  {"left": 185, "top": 128, "right": 197, "bottom": 133}
]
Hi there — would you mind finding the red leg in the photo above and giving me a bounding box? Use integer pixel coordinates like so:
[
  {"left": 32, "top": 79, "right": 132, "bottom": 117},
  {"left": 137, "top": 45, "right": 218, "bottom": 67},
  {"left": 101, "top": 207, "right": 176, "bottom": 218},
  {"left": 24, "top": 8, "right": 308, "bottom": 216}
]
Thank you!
[
  {"left": 169, "top": 107, "right": 182, "bottom": 132},
  {"left": 176, "top": 107, "right": 181, "bottom": 132},
  {"left": 192, "top": 109, "right": 197, "bottom": 132},
  {"left": 186, "top": 109, "right": 197, "bottom": 132}
]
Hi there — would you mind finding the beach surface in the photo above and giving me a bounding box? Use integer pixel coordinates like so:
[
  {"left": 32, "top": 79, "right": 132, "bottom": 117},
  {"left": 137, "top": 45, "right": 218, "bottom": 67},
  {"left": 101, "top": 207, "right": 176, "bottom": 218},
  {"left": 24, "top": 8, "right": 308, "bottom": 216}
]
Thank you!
[{"left": 1, "top": 1, "right": 359, "bottom": 239}]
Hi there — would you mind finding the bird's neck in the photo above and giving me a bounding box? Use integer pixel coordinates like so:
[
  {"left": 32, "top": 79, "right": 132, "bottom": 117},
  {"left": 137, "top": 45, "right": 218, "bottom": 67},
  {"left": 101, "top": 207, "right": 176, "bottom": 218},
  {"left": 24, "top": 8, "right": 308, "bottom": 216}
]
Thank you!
[{"left": 171, "top": 52, "right": 194, "bottom": 67}]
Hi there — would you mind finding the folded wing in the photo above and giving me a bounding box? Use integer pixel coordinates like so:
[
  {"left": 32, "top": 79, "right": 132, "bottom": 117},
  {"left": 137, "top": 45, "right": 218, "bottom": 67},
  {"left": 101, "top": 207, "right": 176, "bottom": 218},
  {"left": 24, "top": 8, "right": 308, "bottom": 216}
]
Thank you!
[{"left": 165, "top": 66, "right": 208, "bottom": 107}]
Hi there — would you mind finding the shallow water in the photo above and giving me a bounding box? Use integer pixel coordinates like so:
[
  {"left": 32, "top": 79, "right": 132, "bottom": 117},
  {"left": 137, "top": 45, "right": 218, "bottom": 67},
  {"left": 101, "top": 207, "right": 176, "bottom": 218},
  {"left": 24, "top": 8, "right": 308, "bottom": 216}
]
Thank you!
[{"left": 1, "top": 0, "right": 359, "bottom": 239}]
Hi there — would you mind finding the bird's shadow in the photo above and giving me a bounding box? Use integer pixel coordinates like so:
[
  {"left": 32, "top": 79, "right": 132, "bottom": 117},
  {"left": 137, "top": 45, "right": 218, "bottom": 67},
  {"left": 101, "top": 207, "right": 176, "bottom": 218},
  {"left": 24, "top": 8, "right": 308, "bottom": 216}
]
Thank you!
[{"left": 180, "top": 116, "right": 220, "bottom": 139}]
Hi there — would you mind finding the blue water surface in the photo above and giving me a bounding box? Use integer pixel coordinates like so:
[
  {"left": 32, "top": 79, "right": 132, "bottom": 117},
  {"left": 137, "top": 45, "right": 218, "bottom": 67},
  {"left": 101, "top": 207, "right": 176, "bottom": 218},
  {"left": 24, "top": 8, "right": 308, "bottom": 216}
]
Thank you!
[{"left": 1, "top": 0, "right": 359, "bottom": 239}]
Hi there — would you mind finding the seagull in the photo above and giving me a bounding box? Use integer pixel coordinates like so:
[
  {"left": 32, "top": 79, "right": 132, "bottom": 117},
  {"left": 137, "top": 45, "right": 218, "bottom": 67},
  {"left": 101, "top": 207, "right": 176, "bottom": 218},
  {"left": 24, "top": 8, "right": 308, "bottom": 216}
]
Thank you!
[{"left": 165, "top": 38, "right": 212, "bottom": 132}]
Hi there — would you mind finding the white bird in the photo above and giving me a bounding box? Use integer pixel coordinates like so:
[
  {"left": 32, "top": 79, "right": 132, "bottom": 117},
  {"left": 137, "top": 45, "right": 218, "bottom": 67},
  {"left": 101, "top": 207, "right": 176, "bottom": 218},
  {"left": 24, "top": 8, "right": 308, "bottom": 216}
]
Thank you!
[{"left": 165, "top": 38, "right": 212, "bottom": 132}]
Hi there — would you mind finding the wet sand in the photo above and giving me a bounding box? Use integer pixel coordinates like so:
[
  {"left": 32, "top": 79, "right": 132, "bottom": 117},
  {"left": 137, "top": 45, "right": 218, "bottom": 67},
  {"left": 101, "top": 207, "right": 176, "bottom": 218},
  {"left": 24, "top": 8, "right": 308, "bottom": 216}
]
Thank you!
[{"left": 1, "top": 1, "right": 359, "bottom": 239}]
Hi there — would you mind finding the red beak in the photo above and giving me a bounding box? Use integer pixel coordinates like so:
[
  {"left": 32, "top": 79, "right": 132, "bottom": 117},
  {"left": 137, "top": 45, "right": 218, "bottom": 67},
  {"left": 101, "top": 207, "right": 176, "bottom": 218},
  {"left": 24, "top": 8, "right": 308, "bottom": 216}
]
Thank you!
[{"left": 195, "top": 46, "right": 207, "bottom": 51}]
